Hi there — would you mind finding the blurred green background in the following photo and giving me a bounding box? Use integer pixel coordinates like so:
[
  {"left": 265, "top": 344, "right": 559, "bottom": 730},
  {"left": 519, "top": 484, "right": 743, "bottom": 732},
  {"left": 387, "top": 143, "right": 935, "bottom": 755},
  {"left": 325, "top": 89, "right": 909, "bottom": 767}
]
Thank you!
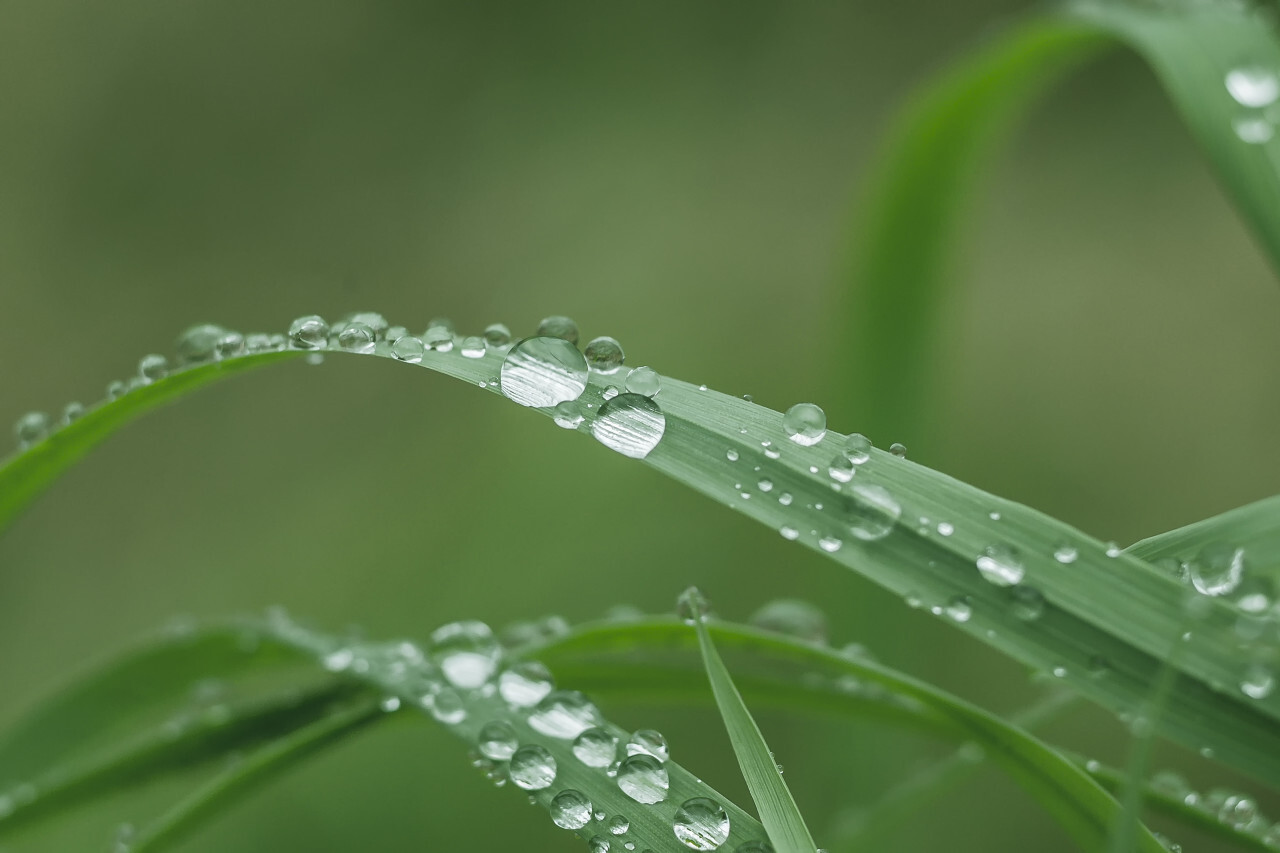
[{"left": 2, "top": 1, "right": 1279, "bottom": 850}]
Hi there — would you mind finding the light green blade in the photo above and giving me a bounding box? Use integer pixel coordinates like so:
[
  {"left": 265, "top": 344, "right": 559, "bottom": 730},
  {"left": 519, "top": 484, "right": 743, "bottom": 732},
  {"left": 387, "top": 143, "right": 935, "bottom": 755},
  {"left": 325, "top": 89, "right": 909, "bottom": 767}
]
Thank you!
[{"left": 1126, "top": 493, "right": 1280, "bottom": 577}]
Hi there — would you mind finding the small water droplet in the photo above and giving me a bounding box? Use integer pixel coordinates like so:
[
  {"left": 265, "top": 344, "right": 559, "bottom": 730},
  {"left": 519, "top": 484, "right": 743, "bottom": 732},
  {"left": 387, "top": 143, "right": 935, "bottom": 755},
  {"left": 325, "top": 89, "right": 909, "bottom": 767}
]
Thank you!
[
  {"left": 1053, "top": 543, "right": 1078, "bottom": 564},
  {"left": 777, "top": 492, "right": 793, "bottom": 506},
  {"left": 460, "top": 336, "right": 487, "bottom": 358},
  {"left": 176, "top": 324, "right": 227, "bottom": 363},
  {"left": 509, "top": 744, "right": 557, "bottom": 790},
  {"left": 844, "top": 484, "right": 901, "bottom": 541},
  {"left": 889, "top": 442, "right": 907, "bottom": 458},
  {"left": 429, "top": 688, "right": 467, "bottom": 724},
  {"left": 936, "top": 521, "right": 954, "bottom": 536},
  {"left": 757, "top": 478, "right": 773, "bottom": 492},
  {"left": 585, "top": 337, "right": 626, "bottom": 373},
  {"left": 617, "top": 754, "right": 668, "bottom": 803},
  {"left": 483, "top": 323, "right": 512, "bottom": 347},
  {"left": 429, "top": 621, "right": 501, "bottom": 689},
  {"left": 1241, "top": 663, "right": 1274, "bottom": 699},
  {"left": 338, "top": 322, "right": 376, "bottom": 353},
  {"left": 627, "top": 730, "right": 669, "bottom": 761},
  {"left": 1226, "top": 65, "right": 1280, "bottom": 107},
  {"left": 625, "top": 366, "right": 661, "bottom": 397},
  {"left": 828, "top": 455, "right": 855, "bottom": 483},
  {"left": 573, "top": 727, "right": 619, "bottom": 767},
  {"left": 391, "top": 335, "right": 426, "bottom": 363},
  {"left": 499, "top": 661, "right": 554, "bottom": 707},
  {"left": 423, "top": 318, "right": 454, "bottom": 352},
  {"left": 589, "top": 838, "right": 611, "bottom": 853},
  {"left": 976, "top": 544, "right": 1024, "bottom": 587},
  {"left": 818, "top": 535, "right": 842, "bottom": 552},
  {"left": 553, "top": 400, "right": 585, "bottom": 429},
  {"left": 677, "top": 586, "right": 711, "bottom": 624},
  {"left": 288, "top": 315, "right": 329, "bottom": 349},
  {"left": 843, "top": 433, "right": 872, "bottom": 463},
  {"left": 478, "top": 720, "right": 519, "bottom": 760},
  {"left": 14, "top": 412, "right": 50, "bottom": 448},
  {"left": 499, "top": 337, "right": 589, "bottom": 408},
  {"left": 106, "top": 379, "right": 128, "bottom": 400},
  {"left": 779, "top": 525, "right": 800, "bottom": 540},
  {"left": 538, "top": 315, "right": 580, "bottom": 345},
  {"left": 61, "top": 401, "right": 84, "bottom": 425},
  {"left": 1010, "top": 586, "right": 1045, "bottom": 621},
  {"left": 1188, "top": 543, "right": 1246, "bottom": 596},
  {"left": 749, "top": 599, "right": 827, "bottom": 643},
  {"left": 592, "top": 393, "right": 666, "bottom": 459},
  {"left": 782, "top": 403, "right": 826, "bottom": 446},
  {"left": 551, "top": 789, "right": 593, "bottom": 830},
  {"left": 945, "top": 596, "right": 972, "bottom": 623},
  {"left": 673, "top": 797, "right": 730, "bottom": 850},
  {"left": 726, "top": 449, "right": 739, "bottom": 462},
  {"left": 138, "top": 354, "right": 169, "bottom": 383},
  {"left": 1233, "top": 115, "right": 1274, "bottom": 144},
  {"left": 608, "top": 815, "right": 630, "bottom": 835},
  {"left": 528, "top": 690, "right": 601, "bottom": 739}
]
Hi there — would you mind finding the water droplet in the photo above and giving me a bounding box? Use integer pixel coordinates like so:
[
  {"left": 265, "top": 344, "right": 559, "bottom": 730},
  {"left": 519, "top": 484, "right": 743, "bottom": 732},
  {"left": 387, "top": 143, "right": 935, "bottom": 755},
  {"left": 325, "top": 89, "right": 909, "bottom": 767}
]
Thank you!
[
  {"left": 1010, "top": 586, "right": 1045, "bottom": 621},
  {"left": 608, "top": 815, "right": 630, "bottom": 835},
  {"left": 726, "top": 449, "right": 739, "bottom": 462},
  {"left": 782, "top": 403, "right": 826, "bottom": 446},
  {"left": 889, "top": 442, "right": 907, "bottom": 458},
  {"left": 509, "top": 744, "right": 557, "bottom": 790},
  {"left": 499, "top": 661, "right": 554, "bottom": 707},
  {"left": 106, "top": 379, "right": 128, "bottom": 400},
  {"left": 61, "top": 402, "right": 84, "bottom": 425},
  {"left": 843, "top": 433, "right": 872, "bottom": 463},
  {"left": 573, "top": 727, "right": 619, "bottom": 767},
  {"left": 777, "top": 492, "right": 792, "bottom": 506},
  {"left": 391, "top": 335, "right": 426, "bottom": 363},
  {"left": 936, "top": 521, "right": 954, "bottom": 536},
  {"left": 138, "top": 354, "right": 169, "bottom": 383},
  {"left": 625, "top": 366, "right": 661, "bottom": 397},
  {"left": 592, "top": 393, "right": 666, "bottom": 459},
  {"left": 844, "top": 484, "right": 901, "bottom": 541},
  {"left": 617, "top": 754, "right": 668, "bottom": 803},
  {"left": 553, "top": 400, "right": 585, "bottom": 429},
  {"left": 528, "top": 690, "right": 601, "bottom": 739},
  {"left": 585, "top": 337, "right": 626, "bottom": 373},
  {"left": 945, "top": 596, "right": 972, "bottom": 623},
  {"left": 1053, "top": 544, "right": 1078, "bottom": 565},
  {"left": 1233, "top": 115, "right": 1274, "bottom": 144},
  {"left": 1188, "top": 543, "right": 1245, "bottom": 596},
  {"left": 551, "top": 789, "right": 594, "bottom": 830},
  {"left": 212, "top": 331, "right": 244, "bottom": 360},
  {"left": 14, "top": 412, "right": 50, "bottom": 448},
  {"left": 677, "top": 586, "right": 711, "bottom": 624},
  {"left": 288, "top": 315, "right": 329, "bottom": 349},
  {"left": 818, "top": 535, "right": 842, "bottom": 552},
  {"left": 757, "top": 478, "right": 773, "bottom": 493},
  {"left": 602, "top": 386, "right": 620, "bottom": 401},
  {"left": 1241, "top": 663, "right": 1274, "bottom": 699},
  {"left": 460, "top": 336, "right": 486, "bottom": 358},
  {"left": 828, "top": 455, "right": 855, "bottom": 483},
  {"left": 478, "top": 720, "right": 519, "bottom": 760},
  {"left": 1226, "top": 66, "right": 1280, "bottom": 107},
  {"left": 483, "top": 323, "right": 512, "bottom": 347},
  {"left": 429, "top": 688, "right": 467, "bottom": 724},
  {"left": 627, "top": 730, "right": 669, "bottom": 761},
  {"left": 338, "top": 322, "right": 376, "bottom": 353},
  {"left": 749, "top": 599, "right": 827, "bottom": 644},
  {"left": 538, "top": 315, "right": 580, "bottom": 345},
  {"left": 673, "top": 797, "right": 730, "bottom": 850},
  {"left": 499, "top": 337, "right": 589, "bottom": 408},
  {"left": 589, "top": 838, "right": 611, "bottom": 853},
  {"left": 976, "top": 544, "right": 1024, "bottom": 587},
  {"left": 423, "top": 319, "right": 454, "bottom": 352},
  {"left": 176, "top": 324, "right": 226, "bottom": 363},
  {"left": 429, "top": 621, "right": 501, "bottom": 689},
  {"left": 779, "top": 525, "right": 800, "bottom": 541}
]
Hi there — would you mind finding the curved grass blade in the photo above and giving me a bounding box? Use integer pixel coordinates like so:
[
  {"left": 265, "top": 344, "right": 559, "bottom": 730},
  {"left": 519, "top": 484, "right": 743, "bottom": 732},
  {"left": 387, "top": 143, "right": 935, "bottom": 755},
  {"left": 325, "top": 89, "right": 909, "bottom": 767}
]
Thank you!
[
  {"left": 1126, "top": 493, "right": 1280, "bottom": 577},
  {"left": 679, "top": 589, "right": 817, "bottom": 853},
  {"left": 530, "top": 617, "right": 1167, "bottom": 853},
  {"left": 2, "top": 318, "right": 1275, "bottom": 791}
]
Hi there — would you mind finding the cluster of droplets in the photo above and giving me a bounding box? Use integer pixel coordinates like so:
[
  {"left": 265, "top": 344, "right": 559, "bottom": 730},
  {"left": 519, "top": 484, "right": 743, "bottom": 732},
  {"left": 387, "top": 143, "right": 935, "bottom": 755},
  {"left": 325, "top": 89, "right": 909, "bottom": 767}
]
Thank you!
[
  {"left": 1226, "top": 65, "right": 1280, "bottom": 145},
  {"left": 1144, "top": 769, "right": 1280, "bottom": 847}
]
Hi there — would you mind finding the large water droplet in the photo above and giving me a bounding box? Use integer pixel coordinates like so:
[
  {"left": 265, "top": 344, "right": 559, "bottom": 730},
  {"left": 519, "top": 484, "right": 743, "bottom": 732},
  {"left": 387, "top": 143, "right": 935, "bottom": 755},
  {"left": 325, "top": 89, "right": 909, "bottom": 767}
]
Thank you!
[
  {"left": 572, "top": 726, "right": 619, "bottom": 767},
  {"left": 338, "top": 322, "right": 376, "bottom": 353},
  {"left": 391, "top": 335, "right": 426, "bottom": 363},
  {"left": 782, "top": 403, "right": 826, "bottom": 446},
  {"left": 528, "top": 690, "right": 601, "bottom": 739},
  {"left": 538, "top": 315, "right": 580, "bottom": 345},
  {"left": 828, "top": 455, "right": 855, "bottom": 483},
  {"left": 748, "top": 599, "right": 827, "bottom": 644},
  {"left": 592, "top": 393, "right": 665, "bottom": 459},
  {"left": 673, "top": 797, "right": 731, "bottom": 850},
  {"left": 1226, "top": 66, "right": 1280, "bottom": 107},
  {"left": 215, "top": 331, "right": 245, "bottom": 360},
  {"left": 626, "top": 729, "right": 669, "bottom": 761},
  {"left": 483, "top": 323, "right": 512, "bottom": 348},
  {"left": 288, "top": 315, "right": 329, "bottom": 350},
  {"left": 509, "top": 744, "right": 557, "bottom": 790},
  {"left": 1188, "top": 543, "right": 1245, "bottom": 597},
  {"left": 499, "top": 661, "right": 554, "bottom": 707},
  {"left": 977, "top": 544, "right": 1024, "bottom": 587},
  {"left": 423, "top": 318, "right": 455, "bottom": 352},
  {"left": 478, "top": 720, "right": 519, "bottom": 760},
  {"left": 176, "top": 324, "right": 226, "bottom": 363},
  {"left": 617, "top": 754, "right": 668, "bottom": 803},
  {"left": 551, "top": 789, "right": 593, "bottom": 830},
  {"left": 585, "top": 337, "right": 626, "bottom": 374},
  {"left": 499, "top": 337, "right": 589, "bottom": 408},
  {"left": 844, "top": 484, "right": 901, "bottom": 541},
  {"left": 138, "top": 354, "right": 169, "bottom": 383},
  {"left": 607, "top": 815, "right": 630, "bottom": 835},
  {"left": 429, "top": 621, "right": 501, "bottom": 689},
  {"left": 843, "top": 433, "right": 872, "bottom": 463},
  {"left": 624, "top": 366, "right": 661, "bottom": 397},
  {"left": 14, "top": 412, "right": 49, "bottom": 448}
]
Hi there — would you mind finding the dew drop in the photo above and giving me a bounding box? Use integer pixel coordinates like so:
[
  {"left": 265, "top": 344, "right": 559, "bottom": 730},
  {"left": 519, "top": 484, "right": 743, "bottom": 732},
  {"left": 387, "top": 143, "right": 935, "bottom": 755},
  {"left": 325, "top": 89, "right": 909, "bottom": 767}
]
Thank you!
[
  {"left": 625, "top": 366, "right": 661, "bottom": 397},
  {"left": 61, "top": 401, "right": 84, "bottom": 425},
  {"left": 603, "top": 386, "right": 620, "bottom": 400},
  {"left": 106, "top": 379, "right": 128, "bottom": 400},
  {"left": 677, "top": 586, "right": 711, "bottom": 624},
  {"left": 553, "top": 400, "right": 585, "bottom": 429},
  {"left": 429, "top": 621, "right": 501, "bottom": 689},
  {"left": 213, "top": 331, "right": 244, "bottom": 360},
  {"left": 1053, "top": 544, "right": 1078, "bottom": 565},
  {"left": 617, "top": 754, "right": 669, "bottom": 803},
  {"left": 1010, "top": 586, "right": 1045, "bottom": 621},
  {"left": 778, "top": 524, "right": 800, "bottom": 541},
  {"left": 1188, "top": 543, "right": 1245, "bottom": 597},
  {"left": 538, "top": 315, "right": 580, "bottom": 345},
  {"left": 499, "top": 661, "right": 555, "bottom": 707},
  {"left": 288, "top": 315, "right": 329, "bottom": 350},
  {"left": 845, "top": 484, "right": 901, "bottom": 541},
  {"left": 391, "top": 335, "right": 426, "bottom": 363},
  {"left": 338, "top": 322, "right": 376, "bottom": 353},
  {"left": 592, "top": 393, "right": 666, "bottom": 459},
  {"left": 936, "top": 521, "right": 954, "bottom": 536},
  {"left": 528, "top": 690, "right": 601, "bottom": 739},
  {"left": 828, "top": 455, "right": 855, "bottom": 483},
  {"left": 428, "top": 688, "right": 467, "bottom": 724},
  {"left": 976, "top": 544, "right": 1024, "bottom": 587},
  {"left": 1241, "top": 663, "right": 1274, "bottom": 699},
  {"left": 176, "top": 324, "right": 227, "bottom": 363},
  {"left": 573, "top": 727, "right": 619, "bottom": 767},
  {"left": 627, "top": 730, "right": 669, "bottom": 761},
  {"left": 1233, "top": 115, "right": 1274, "bottom": 144},
  {"left": 551, "top": 789, "right": 594, "bottom": 830},
  {"left": 757, "top": 478, "right": 772, "bottom": 492},
  {"left": 726, "top": 449, "right": 739, "bottom": 462},
  {"left": 818, "top": 535, "right": 843, "bottom": 552},
  {"left": 509, "top": 744, "right": 557, "bottom": 790},
  {"left": 585, "top": 337, "right": 626, "bottom": 373},
  {"left": 478, "top": 720, "right": 519, "bottom": 760},
  {"left": 782, "top": 403, "right": 826, "bottom": 446},
  {"left": 423, "top": 319, "right": 455, "bottom": 352},
  {"left": 499, "top": 337, "right": 589, "bottom": 408},
  {"left": 460, "top": 336, "right": 486, "bottom": 358},
  {"left": 945, "top": 596, "right": 972, "bottom": 623},
  {"left": 673, "top": 797, "right": 731, "bottom": 850},
  {"left": 589, "top": 838, "right": 611, "bottom": 853},
  {"left": 14, "top": 412, "right": 50, "bottom": 448},
  {"left": 608, "top": 815, "right": 630, "bottom": 835},
  {"left": 843, "top": 433, "right": 872, "bottom": 463},
  {"left": 889, "top": 442, "right": 907, "bottom": 458},
  {"left": 749, "top": 599, "right": 827, "bottom": 644},
  {"left": 777, "top": 492, "right": 793, "bottom": 506},
  {"left": 138, "top": 354, "right": 169, "bottom": 383},
  {"left": 1226, "top": 65, "right": 1280, "bottom": 107}
]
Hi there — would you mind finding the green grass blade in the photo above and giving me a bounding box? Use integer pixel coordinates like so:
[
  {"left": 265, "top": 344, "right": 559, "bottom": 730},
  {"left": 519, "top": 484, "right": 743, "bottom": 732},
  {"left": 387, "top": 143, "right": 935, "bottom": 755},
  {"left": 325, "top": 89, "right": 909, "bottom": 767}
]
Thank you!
[
  {"left": 679, "top": 589, "right": 817, "bottom": 853},
  {"left": 1126, "top": 493, "right": 1280, "bottom": 576},
  {"left": 838, "top": 19, "right": 1107, "bottom": 441}
]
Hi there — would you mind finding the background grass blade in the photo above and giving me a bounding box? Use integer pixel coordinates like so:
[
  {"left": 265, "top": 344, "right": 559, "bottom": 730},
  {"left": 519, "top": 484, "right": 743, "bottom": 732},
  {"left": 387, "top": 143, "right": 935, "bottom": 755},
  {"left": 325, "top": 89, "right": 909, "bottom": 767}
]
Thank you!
[
  {"left": 1125, "top": 493, "right": 1280, "bottom": 576},
  {"left": 680, "top": 588, "right": 817, "bottom": 853}
]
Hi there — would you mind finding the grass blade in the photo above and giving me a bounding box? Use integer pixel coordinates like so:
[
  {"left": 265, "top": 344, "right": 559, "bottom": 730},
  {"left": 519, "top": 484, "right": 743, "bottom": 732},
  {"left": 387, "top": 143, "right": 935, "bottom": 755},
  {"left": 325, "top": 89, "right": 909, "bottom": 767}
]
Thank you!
[
  {"left": 1125, "top": 493, "right": 1280, "bottom": 576},
  {"left": 679, "top": 588, "right": 817, "bottom": 853}
]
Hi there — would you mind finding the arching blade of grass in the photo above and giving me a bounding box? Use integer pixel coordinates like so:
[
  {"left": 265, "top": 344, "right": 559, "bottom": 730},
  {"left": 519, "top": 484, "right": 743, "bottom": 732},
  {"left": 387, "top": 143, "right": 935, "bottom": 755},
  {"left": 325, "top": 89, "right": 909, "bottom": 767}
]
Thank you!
[
  {"left": 1, "top": 322, "right": 1275, "bottom": 790},
  {"left": 679, "top": 589, "right": 817, "bottom": 853},
  {"left": 844, "top": 0, "right": 1280, "bottom": 438},
  {"left": 1125, "top": 493, "right": 1280, "bottom": 576}
]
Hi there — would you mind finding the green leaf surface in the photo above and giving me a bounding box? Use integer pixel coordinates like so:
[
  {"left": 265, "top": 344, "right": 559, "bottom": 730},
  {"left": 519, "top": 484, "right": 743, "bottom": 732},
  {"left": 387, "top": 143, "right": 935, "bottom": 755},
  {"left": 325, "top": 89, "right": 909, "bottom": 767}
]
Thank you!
[{"left": 1125, "top": 493, "right": 1280, "bottom": 577}]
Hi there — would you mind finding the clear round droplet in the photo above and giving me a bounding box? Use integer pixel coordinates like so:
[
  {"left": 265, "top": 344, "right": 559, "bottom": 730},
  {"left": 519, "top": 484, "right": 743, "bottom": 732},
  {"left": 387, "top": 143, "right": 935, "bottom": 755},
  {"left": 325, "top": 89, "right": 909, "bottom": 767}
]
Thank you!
[
  {"left": 673, "top": 797, "right": 731, "bottom": 850},
  {"left": 585, "top": 337, "right": 626, "bottom": 373},
  {"left": 616, "top": 754, "right": 668, "bottom": 804},
  {"left": 528, "top": 690, "right": 601, "bottom": 739},
  {"left": 538, "top": 315, "right": 580, "bottom": 345},
  {"left": 1226, "top": 66, "right": 1280, "bottom": 107},
  {"left": 624, "top": 366, "right": 661, "bottom": 397},
  {"left": 288, "top": 315, "right": 329, "bottom": 350},
  {"left": 1053, "top": 543, "right": 1078, "bottom": 565},
  {"left": 553, "top": 400, "right": 585, "bottom": 429},
  {"left": 779, "top": 525, "right": 800, "bottom": 541},
  {"left": 14, "top": 412, "right": 50, "bottom": 448},
  {"left": 478, "top": 720, "right": 519, "bottom": 760},
  {"left": 483, "top": 323, "right": 512, "bottom": 348},
  {"left": 460, "top": 336, "right": 486, "bottom": 358},
  {"left": 607, "top": 815, "right": 630, "bottom": 835},
  {"left": 499, "top": 661, "right": 554, "bottom": 707},
  {"left": 573, "top": 727, "right": 619, "bottom": 767},
  {"left": 338, "top": 322, "right": 376, "bottom": 353},
  {"left": 1010, "top": 586, "right": 1045, "bottom": 621},
  {"left": 138, "top": 354, "right": 169, "bottom": 383},
  {"left": 945, "top": 596, "right": 972, "bottom": 623},
  {"left": 391, "top": 335, "right": 426, "bottom": 363},
  {"left": 748, "top": 599, "right": 827, "bottom": 644},
  {"left": 1188, "top": 543, "right": 1245, "bottom": 597},
  {"left": 818, "top": 535, "right": 843, "bottom": 552},
  {"left": 977, "top": 544, "right": 1024, "bottom": 587},
  {"left": 509, "top": 744, "right": 557, "bottom": 790},
  {"left": 845, "top": 484, "right": 901, "bottom": 541},
  {"left": 588, "top": 838, "right": 610, "bottom": 853},
  {"left": 428, "top": 688, "right": 467, "bottom": 724},
  {"left": 828, "top": 455, "right": 855, "bottom": 483},
  {"left": 176, "top": 324, "right": 226, "bottom": 364},
  {"left": 499, "top": 337, "right": 589, "bottom": 408},
  {"left": 889, "top": 442, "right": 907, "bottom": 458},
  {"left": 626, "top": 730, "right": 669, "bottom": 761},
  {"left": 782, "top": 403, "right": 826, "bottom": 446},
  {"left": 1241, "top": 663, "right": 1274, "bottom": 699},
  {"left": 215, "top": 331, "right": 245, "bottom": 359},
  {"left": 346, "top": 312, "right": 389, "bottom": 339},
  {"left": 550, "top": 789, "right": 593, "bottom": 830},
  {"left": 843, "top": 433, "right": 872, "bottom": 463},
  {"left": 1233, "top": 115, "right": 1274, "bottom": 144},
  {"left": 423, "top": 319, "right": 454, "bottom": 352},
  {"left": 592, "top": 393, "right": 666, "bottom": 459},
  {"left": 429, "top": 621, "right": 501, "bottom": 689},
  {"left": 62, "top": 402, "right": 85, "bottom": 425}
]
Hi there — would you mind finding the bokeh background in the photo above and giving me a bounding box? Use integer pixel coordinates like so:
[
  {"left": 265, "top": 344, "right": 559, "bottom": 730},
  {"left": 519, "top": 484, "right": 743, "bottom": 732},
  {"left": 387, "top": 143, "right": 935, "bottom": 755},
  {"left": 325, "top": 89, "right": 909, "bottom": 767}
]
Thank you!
[{"left": 2, "top": 1, "right": 1279, "bottom": 851}]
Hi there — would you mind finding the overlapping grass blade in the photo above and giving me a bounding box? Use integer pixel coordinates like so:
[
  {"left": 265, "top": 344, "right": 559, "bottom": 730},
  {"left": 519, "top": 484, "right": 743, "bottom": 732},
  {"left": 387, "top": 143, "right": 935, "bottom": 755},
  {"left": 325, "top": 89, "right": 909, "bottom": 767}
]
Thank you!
[{"left": 1125, "top": 493, "right": 1280, "bottom": 574}]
